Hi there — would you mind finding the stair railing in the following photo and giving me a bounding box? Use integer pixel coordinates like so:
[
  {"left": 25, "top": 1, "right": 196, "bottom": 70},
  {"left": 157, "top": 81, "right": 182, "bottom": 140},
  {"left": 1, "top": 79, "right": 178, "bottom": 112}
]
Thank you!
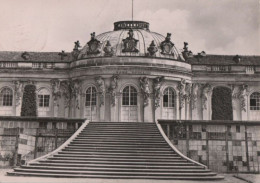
[
  {"left": 155, "top": 121, "right": 208, "bottom": 169},
  {"left": 27, "top": 119, "right": 90, "bottom": 165}
]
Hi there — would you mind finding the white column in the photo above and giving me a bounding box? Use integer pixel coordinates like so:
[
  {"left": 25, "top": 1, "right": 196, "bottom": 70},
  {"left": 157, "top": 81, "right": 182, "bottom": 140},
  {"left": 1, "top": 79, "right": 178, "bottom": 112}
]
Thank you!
[
  {"left": 241, "top": 97, "right": 248, "bottom": 121},
  {"left": 176, "top": 94, "right": 180, "bottom": 119},
  {"left": 144, "top": 97, "right": 153, "bottom": 122},
  {"left": 99, "top": 93, "right": 105, "bottom": 121}
]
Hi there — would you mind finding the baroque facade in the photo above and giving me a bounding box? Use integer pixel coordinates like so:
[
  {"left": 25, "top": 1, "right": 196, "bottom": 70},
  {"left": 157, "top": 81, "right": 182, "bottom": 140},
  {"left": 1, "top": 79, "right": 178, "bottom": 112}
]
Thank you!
[{"left": 0, "top": 21, "right": 259, "bottom": 122}]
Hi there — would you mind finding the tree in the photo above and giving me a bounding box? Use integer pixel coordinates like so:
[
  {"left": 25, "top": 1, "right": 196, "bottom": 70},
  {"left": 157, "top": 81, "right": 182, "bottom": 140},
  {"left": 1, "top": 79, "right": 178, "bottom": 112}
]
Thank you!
[{"left": 21, "top": 85, "right": 37, "bottom": 116}]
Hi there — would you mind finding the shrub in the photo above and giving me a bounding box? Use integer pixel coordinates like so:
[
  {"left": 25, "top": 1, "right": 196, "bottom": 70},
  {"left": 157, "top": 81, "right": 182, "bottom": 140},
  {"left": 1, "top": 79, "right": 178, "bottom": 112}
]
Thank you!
[{"left": 21, "top": 85, "right": 37, "bottom": 116}]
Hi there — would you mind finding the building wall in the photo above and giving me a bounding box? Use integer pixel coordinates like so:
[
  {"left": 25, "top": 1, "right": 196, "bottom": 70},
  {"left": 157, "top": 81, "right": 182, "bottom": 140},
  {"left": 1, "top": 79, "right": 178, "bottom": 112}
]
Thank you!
[
  {"left": 0, "top": 78, "right": 260, "bottom": 121},
  {"left": 0, "top": 57, "right": 259, "bottom": 122}
]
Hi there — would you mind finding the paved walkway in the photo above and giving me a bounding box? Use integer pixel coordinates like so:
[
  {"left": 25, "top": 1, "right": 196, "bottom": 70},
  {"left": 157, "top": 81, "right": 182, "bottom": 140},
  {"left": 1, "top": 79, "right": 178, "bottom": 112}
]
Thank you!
[{"left": 0, "top": 169, "right": 259, "bottom": 183}]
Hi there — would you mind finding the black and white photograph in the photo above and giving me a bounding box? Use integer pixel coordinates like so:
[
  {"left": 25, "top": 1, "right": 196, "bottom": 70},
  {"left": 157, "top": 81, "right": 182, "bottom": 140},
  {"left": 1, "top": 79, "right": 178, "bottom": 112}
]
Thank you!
[{"left": 0, "top": 0, "right": 259, "bottom": 182}]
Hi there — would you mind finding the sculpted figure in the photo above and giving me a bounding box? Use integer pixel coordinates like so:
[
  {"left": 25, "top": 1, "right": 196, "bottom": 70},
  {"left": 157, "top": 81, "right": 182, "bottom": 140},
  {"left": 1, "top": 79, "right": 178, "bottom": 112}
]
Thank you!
[
  {"left": 153, "top": 76, "right": 164, "bottom": 108},
  {"left": 60, "top": 80, "right": 71, "bottom": 108},
  {"left": 201, "top": 84, "right": 212, "bottom": 110},
  {"left": 13, "top": 81, "right": 24, "bottom": 106},
  {"left": 70, "top": 80, "right": 82, "bottom": 109},
  {"left": 191, "top": 83, "right": 199, "bottom": 110},
  {"left": 95, "top": 76, "right": 105, "bottom": 106},
  {"left": 50, "top": 79, "right": 61, "bottom": 106},
  {"left": 140, "top": 77, "right": 150, "bottom": 106},
  {"left": 239, "top": 84, "right": 248, "bottom": 112},
  {"left": 177, "top": 79, "right": 186, "bottom": 109},
  {"left": 109, "top": 75, "right": 119, "bottom": 106},
  {"left": 185, "top": 83, "right": 192, "bottom": 103}
]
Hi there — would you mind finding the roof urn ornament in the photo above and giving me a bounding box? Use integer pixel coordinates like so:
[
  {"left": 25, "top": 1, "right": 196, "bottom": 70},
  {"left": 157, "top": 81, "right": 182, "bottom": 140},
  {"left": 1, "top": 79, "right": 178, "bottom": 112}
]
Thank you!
[
  {"left": 72, "top": 40, "right": 81, "bottom": 60},
  {"left": 147, "top": 40, "right": 158, "bottom": 56},
  {"left": 21, "top": 52, "right": 30, "bottom": 60},
  {"left": 103, "top": 41, "right": 114, "bottom": 57},
  {"left": 58, "top": 50, "right": 68, "bottom": 60},
  {"left": 87, "top": 32, "right": 102, "bottom": 55},
  {"left": 160, "top": 33, "right": 174, "bottom": 55},
  {"left": 122, "top": 29, "right": 139, "bottom": 53},
  {"left": 233, "top": 55, "right": 241, "bottom": 64},
  {"left": 182, "top": 42, "right": 193, "bottom": 60}
]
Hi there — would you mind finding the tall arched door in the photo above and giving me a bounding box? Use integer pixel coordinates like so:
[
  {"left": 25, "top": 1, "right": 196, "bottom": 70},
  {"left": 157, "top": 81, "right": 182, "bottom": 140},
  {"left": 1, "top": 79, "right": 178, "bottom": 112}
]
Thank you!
[
  {"left": 162, "top": 87, "right": 176, "bottom": 119},
  {"left": 84, "top": 86, "right": 97, "bottom": 121},
  {"left": 121, "top": 86, "right": 138, "bottom": 122}
]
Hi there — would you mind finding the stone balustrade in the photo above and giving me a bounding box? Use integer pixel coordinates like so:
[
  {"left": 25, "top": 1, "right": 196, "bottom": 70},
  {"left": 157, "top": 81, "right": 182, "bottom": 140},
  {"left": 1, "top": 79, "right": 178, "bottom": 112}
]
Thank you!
[{"left": 158, "top": 119, "right": 260, "bottom": 173}]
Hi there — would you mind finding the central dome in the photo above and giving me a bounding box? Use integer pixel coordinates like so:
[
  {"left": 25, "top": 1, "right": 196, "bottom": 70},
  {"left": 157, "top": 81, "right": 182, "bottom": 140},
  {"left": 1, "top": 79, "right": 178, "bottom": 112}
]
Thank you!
[{"left": 78, "top": 21, "right": 184, "bottom": 61}]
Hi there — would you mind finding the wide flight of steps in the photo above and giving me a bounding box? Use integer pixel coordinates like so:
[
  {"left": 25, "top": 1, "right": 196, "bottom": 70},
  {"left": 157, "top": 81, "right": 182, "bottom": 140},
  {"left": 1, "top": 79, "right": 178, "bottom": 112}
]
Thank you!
[{"left": 8, "top": 121, "right": 224, "bottom": 180}]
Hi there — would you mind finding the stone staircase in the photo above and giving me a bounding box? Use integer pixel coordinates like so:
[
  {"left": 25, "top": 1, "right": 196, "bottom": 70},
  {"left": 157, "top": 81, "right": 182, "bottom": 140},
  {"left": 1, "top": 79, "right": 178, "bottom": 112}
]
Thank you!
[{"left": 8, "top": 121, "right": 224, "bottom": 180}]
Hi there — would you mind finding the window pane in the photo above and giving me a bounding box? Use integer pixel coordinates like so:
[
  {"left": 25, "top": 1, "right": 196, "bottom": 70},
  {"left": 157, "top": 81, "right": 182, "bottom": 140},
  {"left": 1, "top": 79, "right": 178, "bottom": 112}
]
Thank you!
[
  {"left": 0, "top": 88, "right": 13, "bottom": 106},
  {"left": 163, "top": 95, "right": 168, "bottom": 107},
  {"left": 250, "top": 92, "right": 260, "bottom": 110},
  {"left": 122, "top": 86, "right": 137, "bottom": 106},
  {"left": 85, "top": 87, "right": 97, "bottom": 107},
  {"left": 163, "top": 87, "right": 175, "bottom": 108}
]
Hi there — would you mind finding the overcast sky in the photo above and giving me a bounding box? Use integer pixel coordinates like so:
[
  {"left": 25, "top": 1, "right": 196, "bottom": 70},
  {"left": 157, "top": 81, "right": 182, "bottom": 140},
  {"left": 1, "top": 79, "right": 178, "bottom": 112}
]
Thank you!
[{"left": 0, "top": 0, "right": 259, "bottom": 55}]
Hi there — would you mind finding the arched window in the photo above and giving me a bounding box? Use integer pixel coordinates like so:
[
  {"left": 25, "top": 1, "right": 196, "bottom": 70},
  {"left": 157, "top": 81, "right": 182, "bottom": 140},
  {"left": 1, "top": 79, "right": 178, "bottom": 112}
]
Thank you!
[
  {"left": 85, "top": 87, "right": 97, "bottom": 107},
  {"left": 250, "top": 92, "right": 260, "bottom": 110},
  {"left": 122, "top": 86, "right": 137, "bottom": 106},
  {"left": 38, "top": 88, "right": 50, "bottom": 107},
  {"left": 0, "top": 88, "right": 13, "bottom": 106},
  {"left": 163, "top": 87, "right": 175, "bottom": 108}
]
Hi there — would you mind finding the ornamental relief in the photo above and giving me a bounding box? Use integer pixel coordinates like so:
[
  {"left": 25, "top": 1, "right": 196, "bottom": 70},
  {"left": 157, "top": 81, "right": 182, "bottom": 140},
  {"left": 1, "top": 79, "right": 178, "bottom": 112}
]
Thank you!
[
  {"left": 160, "top": 33, "right": 174, "bottom": 55},
  {"left": 122, "top": 29, "right": 139, "bottom": 53},
  {"left": 87, "top": 32, "right": 102, "bottom": 55}
]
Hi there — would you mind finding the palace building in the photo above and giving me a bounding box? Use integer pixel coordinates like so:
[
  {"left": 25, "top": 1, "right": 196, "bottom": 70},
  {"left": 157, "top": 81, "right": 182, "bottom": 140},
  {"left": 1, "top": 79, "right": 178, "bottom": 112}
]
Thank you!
[
  {"left": 0, "top": 20, "right": 259, "bottom": 122},
  {"left": 1, "top": 21, "right": 260, "bottom": 177}
]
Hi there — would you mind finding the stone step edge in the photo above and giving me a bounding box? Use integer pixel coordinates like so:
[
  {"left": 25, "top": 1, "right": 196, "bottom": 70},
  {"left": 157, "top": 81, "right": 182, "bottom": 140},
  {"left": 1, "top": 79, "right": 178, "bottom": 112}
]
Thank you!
[{"left": 7, "top": 172, "right": 224, "bottom": 180}]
